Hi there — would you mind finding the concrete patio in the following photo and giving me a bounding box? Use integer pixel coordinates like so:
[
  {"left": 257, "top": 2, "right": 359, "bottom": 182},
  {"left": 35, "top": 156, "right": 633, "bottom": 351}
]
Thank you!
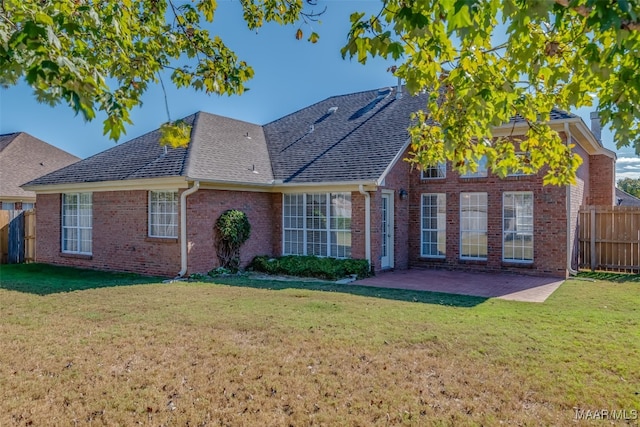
[{"left": 353, "top": 269, "right": 565, "bottom": 303}]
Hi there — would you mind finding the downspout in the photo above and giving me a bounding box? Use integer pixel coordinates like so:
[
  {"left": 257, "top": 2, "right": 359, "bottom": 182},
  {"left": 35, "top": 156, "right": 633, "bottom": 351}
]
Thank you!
[
  {"left": 358, "top": 184, "right": 372, "bottom": 268},
  {"left": 177, "top": 180, "right": 200, "bottom": 278},
  {"left": 564, "top": 123, "right": 579, "bottom": 277}
]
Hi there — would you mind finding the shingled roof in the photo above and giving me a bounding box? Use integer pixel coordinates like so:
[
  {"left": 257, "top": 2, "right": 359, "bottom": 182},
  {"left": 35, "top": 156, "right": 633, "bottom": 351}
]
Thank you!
[
  {"left": 264, "top": 87, "right": 426, "bottom": 183},
  {"left": 26, "top": 112, "right": 274, "bottom": 187},
  {"left": 0, "top": 132, "right": 79, "bottom": 199},
  {"left": 25, "top": 87, "right": 586, "bottom": 189}
]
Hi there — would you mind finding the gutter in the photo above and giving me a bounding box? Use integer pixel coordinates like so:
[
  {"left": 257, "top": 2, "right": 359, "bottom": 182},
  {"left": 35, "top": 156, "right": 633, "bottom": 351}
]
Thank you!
[
  {"left": 564, "top": 123, "right": 579, "bottom": 277},
  {"left": 177, "top": 180, "right": 200, "bottom": 278},
  {"left": 358, "top": 184, "right": 372, "bottom": 268}
]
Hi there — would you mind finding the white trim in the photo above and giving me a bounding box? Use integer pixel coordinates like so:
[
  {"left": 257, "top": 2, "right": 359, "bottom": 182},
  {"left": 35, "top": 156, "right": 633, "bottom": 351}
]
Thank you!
[
  {"left": 380, "top": 190, "right": 395, "bottom": 269},
  {"left": 61, "top": 192, "right": 93, "bottom": 256},
  {"left": 359, "top": 185, "right": 371, "bottom": 266},
  {"left": 376, "top": 139, "right": 411, "bottom": 186},
  {"left": 148, "top": 190, "right": 179, "bottom": 239},
  {"left": 23, "top": 177, "right": 189, "bottom": 194},
  {"left": 459, "top": 192, "right": 488, "bottom": 260},
  {"left": 420, "top": 162, "right": 447, "bottom": 180},
  {"left": 492, "top": 118, "right": 616, "bottom": 159},
  {"left": 502, "top": 191, "right": 534, "bottom": 263},
  {"left": 281, "top": 192, "right": 352, "bottom": 258},
  {"left": 420, "top": 193, "right": 446, "bottom": 259}
]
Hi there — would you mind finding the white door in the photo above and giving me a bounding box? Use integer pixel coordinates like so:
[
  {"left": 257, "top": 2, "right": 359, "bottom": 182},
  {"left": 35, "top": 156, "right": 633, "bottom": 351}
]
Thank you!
[{"left": 380, "top": 192, "right": 394, "bottom": 269}]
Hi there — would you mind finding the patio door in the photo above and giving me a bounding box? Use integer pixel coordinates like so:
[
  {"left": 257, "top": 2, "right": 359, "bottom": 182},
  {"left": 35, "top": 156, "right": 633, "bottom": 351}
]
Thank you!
[{"left": 380, "top": 192, "right": 394, "bottom": 269}]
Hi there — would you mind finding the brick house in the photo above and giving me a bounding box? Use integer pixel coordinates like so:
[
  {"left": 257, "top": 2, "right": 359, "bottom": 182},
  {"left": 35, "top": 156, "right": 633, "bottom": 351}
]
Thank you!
[
  {"left": 23, "top": 87, "right": 616, "bottom": 278},
  {"left": 0, "top": 132, "right": 79, "bottom": 210}
]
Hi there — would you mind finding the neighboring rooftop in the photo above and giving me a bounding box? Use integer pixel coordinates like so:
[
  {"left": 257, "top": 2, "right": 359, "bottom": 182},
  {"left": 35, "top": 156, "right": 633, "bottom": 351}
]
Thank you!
[
  {"left": 0, "top": 132, "right": 79, "bottom": 200},
  {"left": 616, "top": 187, "right": 640, "bottom": 206}
]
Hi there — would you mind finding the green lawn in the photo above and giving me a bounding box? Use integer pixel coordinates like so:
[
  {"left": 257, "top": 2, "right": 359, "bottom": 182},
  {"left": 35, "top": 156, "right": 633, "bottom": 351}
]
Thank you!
[{"left": 0, "top": 264, "right": 638, "bottom": 426}]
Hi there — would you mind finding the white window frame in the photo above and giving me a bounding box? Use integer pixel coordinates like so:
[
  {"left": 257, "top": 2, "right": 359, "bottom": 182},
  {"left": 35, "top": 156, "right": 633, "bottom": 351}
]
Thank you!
[
  {"left": 421, "top": 162, "right": 446, "bottom": 179},
  {"left": 461, "top": 155, "right": 488, "bottom": 178},
  {"left": 62, "top": 192, "right": 92, "bottom": 255},
  {"left": 149, "top": 190, "right": 179, "bottom": 238},
  {"left": 421, "top": 193, "right": 446, "bottom": 258},
  {"left": 282, "top": 193, "right": 352, "bottom": 258},
  {"left": 503, "top": 192, "right": 534, "bottom": 263},
  {"left": 460, "top": 192, "right": 487, "bottom": 260}
]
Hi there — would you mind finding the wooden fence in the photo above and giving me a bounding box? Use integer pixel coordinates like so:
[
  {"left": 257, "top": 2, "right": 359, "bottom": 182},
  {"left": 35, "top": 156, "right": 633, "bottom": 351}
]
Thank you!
[
  {"left": 0, "top": 209, "right": 36, "bottom": 264},
  {"left": 578, "top": 205, "right": 640, "bottom": 273}
]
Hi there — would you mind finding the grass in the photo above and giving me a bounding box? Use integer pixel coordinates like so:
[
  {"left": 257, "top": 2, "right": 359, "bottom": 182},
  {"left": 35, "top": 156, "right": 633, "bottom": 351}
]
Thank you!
[{"left": 0, "top": 264, "right": 638, "bottom": 426}]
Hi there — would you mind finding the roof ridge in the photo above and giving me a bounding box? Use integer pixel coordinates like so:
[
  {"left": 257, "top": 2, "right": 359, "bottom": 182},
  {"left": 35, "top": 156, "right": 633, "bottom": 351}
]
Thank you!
[{"left": 181, "top": 112, "right": 201, "bottom": 177}]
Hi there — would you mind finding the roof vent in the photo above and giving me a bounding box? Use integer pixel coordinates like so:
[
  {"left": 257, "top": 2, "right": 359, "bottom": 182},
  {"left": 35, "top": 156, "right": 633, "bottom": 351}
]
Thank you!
[
  {"left": 327, "top": 106, "right": 338, "bottom": 114},
  {"left": 245, "top": 132, "right": 252, "bottom": 140}
]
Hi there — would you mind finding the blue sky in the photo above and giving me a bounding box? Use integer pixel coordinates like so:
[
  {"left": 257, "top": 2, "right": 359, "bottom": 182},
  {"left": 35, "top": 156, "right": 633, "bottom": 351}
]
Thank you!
[{"left": 1, "top": 0, "right": 638, "bottom": 180}]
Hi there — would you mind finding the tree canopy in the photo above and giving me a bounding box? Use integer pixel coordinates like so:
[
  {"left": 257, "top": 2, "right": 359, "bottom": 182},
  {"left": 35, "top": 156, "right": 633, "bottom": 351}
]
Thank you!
[
  {"left": 2, "top": 0, "right": 639, "bottom": 185},
  {"left": 343, "top": 0, "right": 640, "bottom": 185},
  {"left": 0, "top": 0, "right": 321, "bottom": 142},
  {"left": 618, "top": 177, "right": 640, "bottom": 197}
]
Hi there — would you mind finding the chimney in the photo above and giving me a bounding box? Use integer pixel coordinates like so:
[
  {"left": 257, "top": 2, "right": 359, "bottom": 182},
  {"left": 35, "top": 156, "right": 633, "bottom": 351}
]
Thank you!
[
  {"left": 590, "top": 111, "right": 601, "bottom": 141},
  {"left": 396, "top": 77, "right": 403, "bottom": 100}
]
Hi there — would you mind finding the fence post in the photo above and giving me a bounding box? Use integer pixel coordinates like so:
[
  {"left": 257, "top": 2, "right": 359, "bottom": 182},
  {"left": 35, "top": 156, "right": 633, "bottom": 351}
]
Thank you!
[{"left": 590, "top": 206, "right": 596, "bottom": 271}]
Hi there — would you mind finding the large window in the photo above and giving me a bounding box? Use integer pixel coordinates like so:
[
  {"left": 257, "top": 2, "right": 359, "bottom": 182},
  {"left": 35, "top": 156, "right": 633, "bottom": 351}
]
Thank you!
[
  {"left": 421, "top": 162, "right": 446, "bottom": 179},
  {"left": 62, "top": 193, "right": 92, "bottom": 254},
  {"left": 421, "top": 194, "right": 446, "bottom": 258},
  {"left": 283, "top": 193, "right": 352, "bottom": 258},
  {"left": 149, "top": 191, "right": 178, "bottom": 238},
  {"left": 460, "top": 192, "right": 487, "bottom": 260},
  {"left": 503, "top": 192, "right": 534, "bottom": 262}
]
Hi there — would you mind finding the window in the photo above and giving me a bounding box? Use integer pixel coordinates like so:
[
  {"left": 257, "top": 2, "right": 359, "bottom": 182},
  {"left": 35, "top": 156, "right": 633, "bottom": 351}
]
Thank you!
[
  {"left": 421, "top": 194, "right": 446, "bottom": 258},
  {"left": 149, "top": 191, "right": 178, "bottom": 238},
  {"left": 460, "top": 192, "right": 487, "bottom": 260},
  {"left": 503, "top": 192, "right": 534, "bottom": 262},
  {"left": 62, "top": 193, "right": 92, "bottom": 254},
  {"left": 1, "top": 202, "right": 15, "bottom": 210},
  {"left": 461, "top": 155, "right": 488, "bottom": 178},
  {"left": 283, "top": 193, "right": 352, "bottom": 258},
  {"left": 421, "top": 162, "right": 446, "bottom": 179},
  {"left": 22, "top": 203, "right": 34, "bottom": 210}
]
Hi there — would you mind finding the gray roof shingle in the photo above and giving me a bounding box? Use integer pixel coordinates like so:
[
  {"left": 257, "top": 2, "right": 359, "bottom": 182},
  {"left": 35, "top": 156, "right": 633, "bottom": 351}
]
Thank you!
[
  {"left": 264, "top": 87, "right": 425, "bottom": 183},
  {"left": 0, "top": 132, "right": 79, "bottom": 199},
  {"left": 185, "top": 112, "right": 273, "bottom": 184},
  {"left": 25, "top": 87, "right": 584, "bottom": 189}
]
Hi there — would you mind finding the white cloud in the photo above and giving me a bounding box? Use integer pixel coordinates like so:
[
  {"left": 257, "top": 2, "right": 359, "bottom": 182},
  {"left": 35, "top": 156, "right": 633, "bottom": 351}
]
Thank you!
[
  {"left": 616, "top": 170, "right": 640, "bottom": 180},
  {"left": 616, "top": 156, "right": 640, "bottom": 164}
]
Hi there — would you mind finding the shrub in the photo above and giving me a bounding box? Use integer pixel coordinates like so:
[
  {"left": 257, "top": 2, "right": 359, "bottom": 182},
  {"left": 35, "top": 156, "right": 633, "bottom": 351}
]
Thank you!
[
  {"left": 215, "top": 210, "right": 251, "bottom": 272},
  {"left": 249, "top": 255, "right": 370, "bottom": 281}
]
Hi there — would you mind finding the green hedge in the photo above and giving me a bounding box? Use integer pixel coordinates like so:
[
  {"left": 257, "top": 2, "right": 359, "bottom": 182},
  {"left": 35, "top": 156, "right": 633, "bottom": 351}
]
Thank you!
[{"left": 249, "top": 255, "right": 371, "bottom": 281}]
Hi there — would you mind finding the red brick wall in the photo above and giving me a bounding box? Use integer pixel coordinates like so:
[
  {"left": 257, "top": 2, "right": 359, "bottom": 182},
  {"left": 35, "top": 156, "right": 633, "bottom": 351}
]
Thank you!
[
  {"left": 185, "top": 189, "right": 275, "bottom": 274},
  {"left": 36, "top": 189, "right": 275, "bottom": 277},
  {"left": 36, "top": 191, "right": 180, "bottom": 276},
  {"left": 369, "top": 155, "right": 411, "bottom": 272},
  {"left": 588, "top": 155, "right": 616, "bottom": 206},
  {"left": 350, "top": 191, "right": 367, "bottom": 261},
  {"left": 406, "top": 161, "right": 568, "bottom": 278}
]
